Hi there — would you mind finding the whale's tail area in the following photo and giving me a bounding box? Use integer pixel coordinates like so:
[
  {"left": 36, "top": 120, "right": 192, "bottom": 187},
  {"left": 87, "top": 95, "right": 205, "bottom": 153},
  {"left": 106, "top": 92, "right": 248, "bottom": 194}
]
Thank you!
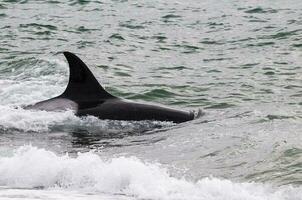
[{"left": 61, "top": 52, "right": 115, "bottom": 100}]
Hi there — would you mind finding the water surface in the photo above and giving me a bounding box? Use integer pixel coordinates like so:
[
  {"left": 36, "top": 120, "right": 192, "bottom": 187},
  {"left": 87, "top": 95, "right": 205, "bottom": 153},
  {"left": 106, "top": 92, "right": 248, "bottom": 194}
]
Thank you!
[{"left": 0, "top": 0, "right": 301, "bottom": 199}]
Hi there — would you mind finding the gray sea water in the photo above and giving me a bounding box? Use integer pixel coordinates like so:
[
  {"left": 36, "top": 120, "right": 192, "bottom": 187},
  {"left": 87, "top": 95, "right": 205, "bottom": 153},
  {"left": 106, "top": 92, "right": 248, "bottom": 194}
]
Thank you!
[{"left": 0, "top": 0, "right": 302, "bottom": 199}]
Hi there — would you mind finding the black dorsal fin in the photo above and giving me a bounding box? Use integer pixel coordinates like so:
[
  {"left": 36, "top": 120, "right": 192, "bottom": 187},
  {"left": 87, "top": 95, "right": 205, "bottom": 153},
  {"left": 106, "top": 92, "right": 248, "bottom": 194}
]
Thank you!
[{"left": 61, "top": 52, "right": 114, "bottom": 100}]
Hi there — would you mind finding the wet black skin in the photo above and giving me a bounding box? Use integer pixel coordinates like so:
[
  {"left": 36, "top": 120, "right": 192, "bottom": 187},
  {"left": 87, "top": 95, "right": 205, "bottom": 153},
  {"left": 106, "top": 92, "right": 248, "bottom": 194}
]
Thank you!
[
  {"left": 26, "top": 52, "right": 196, "bottom": 123},
  {"left": 77, "top": 99, "right": 195, "bottom": 123}
]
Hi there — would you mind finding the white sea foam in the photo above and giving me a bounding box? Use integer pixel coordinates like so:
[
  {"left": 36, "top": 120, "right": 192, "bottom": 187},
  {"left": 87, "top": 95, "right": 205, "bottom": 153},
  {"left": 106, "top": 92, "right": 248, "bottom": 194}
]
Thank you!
[
  {"left": 0, "top": 58, "right": 67, "bottom": 106},
  {"left": 0, "top": 105, "right": 78, "bottom": 132},
  {"left": 0, "top": 146, "right": 300, "bottom": 200}
]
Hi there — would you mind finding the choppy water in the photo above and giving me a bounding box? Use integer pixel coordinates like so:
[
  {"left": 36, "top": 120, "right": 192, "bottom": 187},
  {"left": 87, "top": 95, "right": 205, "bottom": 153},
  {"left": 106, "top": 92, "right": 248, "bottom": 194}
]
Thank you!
[{"left": 0, "top": 0, "right": 302, "bottom": 199}]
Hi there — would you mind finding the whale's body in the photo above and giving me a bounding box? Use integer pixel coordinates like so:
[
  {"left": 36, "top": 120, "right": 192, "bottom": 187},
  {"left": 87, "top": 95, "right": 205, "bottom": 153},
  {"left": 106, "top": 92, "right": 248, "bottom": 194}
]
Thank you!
[{"left": 26, "top": 52, "right": 197, "bottom": 123}]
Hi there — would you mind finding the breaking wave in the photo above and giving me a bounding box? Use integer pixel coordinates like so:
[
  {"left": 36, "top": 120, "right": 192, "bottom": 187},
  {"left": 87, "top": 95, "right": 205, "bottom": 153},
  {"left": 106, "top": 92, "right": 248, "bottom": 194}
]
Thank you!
[{"left": 0, "top": 146, "right": 300, "bottom": 200}]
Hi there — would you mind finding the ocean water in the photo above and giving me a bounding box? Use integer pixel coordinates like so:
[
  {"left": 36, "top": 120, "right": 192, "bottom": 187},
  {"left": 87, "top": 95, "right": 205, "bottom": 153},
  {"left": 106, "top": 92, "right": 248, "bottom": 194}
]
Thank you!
[{"left": 0, "top": 0, "right": 302, "bottom": 199}]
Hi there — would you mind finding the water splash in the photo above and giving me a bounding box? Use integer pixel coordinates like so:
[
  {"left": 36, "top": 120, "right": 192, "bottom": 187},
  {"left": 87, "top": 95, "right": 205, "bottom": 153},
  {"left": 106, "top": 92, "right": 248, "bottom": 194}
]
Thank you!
[{"left": 0, "top": 145, "right": 300, "bottom": 200}]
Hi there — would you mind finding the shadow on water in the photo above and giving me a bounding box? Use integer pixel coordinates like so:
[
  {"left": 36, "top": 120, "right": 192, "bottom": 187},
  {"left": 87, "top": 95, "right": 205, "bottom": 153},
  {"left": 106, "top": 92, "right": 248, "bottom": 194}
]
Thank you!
[
  {"left": 68, "top": 120, "right": 179, "bottom": 150},
  {"left": 0, "top": 119, "right": 177, "bottom": 152},
  {"left": 70, "top": 129, "right": 168, "bottom": 150},
  {"left": 69, "top": 112, "right": 211, "bottom": 151}
]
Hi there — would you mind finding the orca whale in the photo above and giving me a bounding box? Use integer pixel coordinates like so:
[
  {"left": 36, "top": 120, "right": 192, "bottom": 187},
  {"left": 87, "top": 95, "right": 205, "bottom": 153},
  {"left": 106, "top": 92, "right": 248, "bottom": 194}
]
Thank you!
[{"left": 26, "top": 52, "right": 199, "bottom": 123}]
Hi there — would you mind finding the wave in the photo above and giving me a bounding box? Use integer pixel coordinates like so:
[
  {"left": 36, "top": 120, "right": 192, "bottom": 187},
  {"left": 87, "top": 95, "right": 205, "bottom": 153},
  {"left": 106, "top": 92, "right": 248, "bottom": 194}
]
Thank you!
[
  {"left": 0, "top": 57, "right": 67, "bottom": 106},
  {"left": 0, "top": 145, "right": 300, "bottom": 200}
]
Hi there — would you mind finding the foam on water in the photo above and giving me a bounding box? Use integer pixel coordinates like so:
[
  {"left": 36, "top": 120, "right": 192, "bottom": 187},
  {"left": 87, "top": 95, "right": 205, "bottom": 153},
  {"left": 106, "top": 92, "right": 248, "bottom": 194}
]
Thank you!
[
  {"left": 0, "top": 106, "right": 77, "bottom": 132},
  {"left": 0, "top": 145, "right": 300, "bottom": 200},
  {"left": 0, "top": 58, "right": 67, "bottom": 106}
]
